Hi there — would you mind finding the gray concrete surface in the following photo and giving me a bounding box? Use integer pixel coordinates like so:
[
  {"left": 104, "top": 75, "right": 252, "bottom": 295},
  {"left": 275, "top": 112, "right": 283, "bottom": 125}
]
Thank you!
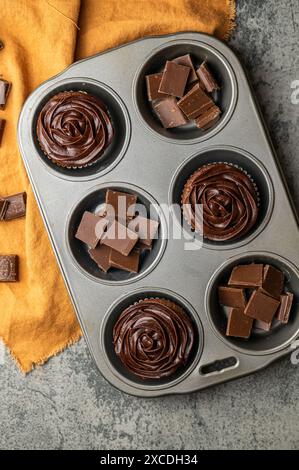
[{"left": 0, "top": 0, "right": 298, "bottom": 450}]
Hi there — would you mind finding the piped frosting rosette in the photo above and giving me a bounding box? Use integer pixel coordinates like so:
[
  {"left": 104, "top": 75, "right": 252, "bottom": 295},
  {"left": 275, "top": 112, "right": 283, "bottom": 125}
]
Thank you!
[
  {"left": 181, "top": 162, "right": 259, "bottom": 241},
  {"left": 113, "top": 298, "right": 195, "bottom": 380}
]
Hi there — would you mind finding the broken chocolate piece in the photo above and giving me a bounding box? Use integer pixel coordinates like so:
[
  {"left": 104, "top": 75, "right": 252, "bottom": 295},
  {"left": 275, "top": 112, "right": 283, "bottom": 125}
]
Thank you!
[
  {"left": 75, "top": 211, "right": 107, "bottom": 249},
  {"left": 196, "top": 61, "right": 220, "bottom": 93},
  {"left": 228, "top": 264, "right": 264, "bottom": 288},
  {"left": 261, "top": 264, "right": 284, "bottom": 298},
  {"left": 0, "top": 40, "right": 4, "bottom": 51},
  {"left": 101, "top": 221, "right": 138, "bottom": 256},
  {"left": 89, "top": 244, "right": 111, "bottom": 273},
  {"left": 104, "top": 190, "right": 137, "bottom": 222},
  {"left": 137, "top": 240, "right": 152, "bottom": 252},
  {"left": 146, "top": 73, "right": 164, "bottom": 101},
  {"left": 153, "top": 97, "right": 187, "bottom": 128},
  {"left": 276, "top": 292, "right": 293, "bottom": 324},
  {"left": 218, "top": 286, "right": 247, "bottom": 308},
  {"left": 177, "top": 83, "right": 213, "bottom": 119},
  {"left": 3, "top": 192, "right": 27, "bottom": 220},
  {"left": 195, "top": 104, "right": 221, "bottom": 130},
  {"left": 0, "top": 119, "right": 6, "bottom": 146},
  {"left": 244, "top": 289, "right": 280, "bottom": 323},
  {"left": 109, "top": 247, "right": 140, "bottom": 273},
  {"left": 226, "top": 307, "right": 253, "bottom": 338},
  {"left": 128, "top": 215, "right": 159, "bottom": 246},
  {"left": 0, "top": 255, "right": 18, "bottom": 282},
  {"left": 0, "top": 199, "right": 8, "bottom": 220},
  {"left": 158, "top": 61, "right": 190, "bottom": 98},
  {"left": 172, "top": 54, "right": 198, "bottom": 84},
  {"left": 0, "top": 79, "right": 11, "bottom": 110}
]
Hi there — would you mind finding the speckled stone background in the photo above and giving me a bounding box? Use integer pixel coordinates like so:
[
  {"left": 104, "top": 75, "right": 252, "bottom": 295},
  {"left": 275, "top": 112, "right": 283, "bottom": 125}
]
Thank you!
[{"left": 1, "top": 0, "right": 298, "bottom": 450}]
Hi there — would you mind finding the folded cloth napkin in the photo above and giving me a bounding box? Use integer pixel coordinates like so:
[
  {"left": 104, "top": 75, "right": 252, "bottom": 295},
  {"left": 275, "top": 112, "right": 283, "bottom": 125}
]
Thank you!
[{"left": 0, "top": 0, "right": 235, "bottom": 373}]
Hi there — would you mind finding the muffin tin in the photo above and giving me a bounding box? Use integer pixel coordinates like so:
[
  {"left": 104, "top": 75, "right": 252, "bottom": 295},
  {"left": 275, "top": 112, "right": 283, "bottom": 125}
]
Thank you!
[{"left": 18, "top": 32, "right": 299, "bottom": 396}]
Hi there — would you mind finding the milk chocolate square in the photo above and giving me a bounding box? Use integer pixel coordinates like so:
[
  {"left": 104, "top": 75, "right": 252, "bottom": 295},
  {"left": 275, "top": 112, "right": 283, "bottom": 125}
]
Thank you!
[
  {"left": 109, "top": 248, "right": 140, "bottom": 273},
  {"left": 226, "top": 307, "right": 253, "bottom": 338},
  {"left": 244, "top": 289, "right": 280, "bottom": 322},
  {"left": 0, "top": 255, "right": 18, "bottom": 282},
  {"left": 261, "top": 265, "right": 284, "bottom": 298},
  {"left": 75, "top": 211, "right": 107, "bottom": 249},
  {"left": 276, "top": 292, "right": 293, "bottom": 324},
  {"left": 195, "top": 104, "right": 221, "bottom": 130},
  {"left": 228, "top": 264, "right": 264, "bottom": 288},
  {"left": 128, "top": 215, "right": 159, "bottom": 246},
  {"left": 146, "top": 73, "right": 164, "bottom": 101},
  {"left": 0, "top": 79, "right": 11, "bottom": 110},
  {"left": 177, "top": 83, "right": 213, "bottom": 119},
  {"left": 172, "top": 54, "right": 198, "bottom": 84},
  {"left": 196, "top": 61, "right": 219, "bottom": 93},
  {"left": 3, "top": 192, "right": 27, "bottom": 220},
  {"left": 104, "top": 190, "right": 137, "bottom": 222},
  {"left": 89, "top": 244, "right": 111, "bottom": 273},
  {"left": 153, "top": 97, "right": 188, "bottom": 128},
  {"left": 218, "top": 286, "right": 247, "bottom": 308},
  {"left": 101, "top": 221, "right": 138, "bottom": 256},
  {"left": 159, "top": 61, "right": 190, "bottom": 98}
]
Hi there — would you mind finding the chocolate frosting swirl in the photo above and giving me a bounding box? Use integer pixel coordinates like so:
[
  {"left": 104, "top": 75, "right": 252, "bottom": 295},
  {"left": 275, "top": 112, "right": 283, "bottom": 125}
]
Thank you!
[
  {"left": 113, "top": 298, "right": 195, "bottom": 380},
  {"left": 182, "top": 163, "right": 259, "bottom": 241},
  {"left": 37, "top": 91, "right": 114, "bottom": 167}
]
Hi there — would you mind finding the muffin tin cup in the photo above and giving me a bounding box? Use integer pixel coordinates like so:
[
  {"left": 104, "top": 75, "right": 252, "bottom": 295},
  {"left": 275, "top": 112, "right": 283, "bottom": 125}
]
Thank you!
[{"left": 18, "top": 32, "right": 299, "bottom": 396}]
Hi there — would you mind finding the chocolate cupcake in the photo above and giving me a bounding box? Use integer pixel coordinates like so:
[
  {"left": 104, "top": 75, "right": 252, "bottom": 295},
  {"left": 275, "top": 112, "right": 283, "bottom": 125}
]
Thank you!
[
  {"left": 36, "top": 91, "right": 114, "bottom": 168},
  {"left": 113, "top": 298, "right": 195, "bottom": 380},
  {"left": 181, "top": 163, "right": 259, "bottom": 241}
]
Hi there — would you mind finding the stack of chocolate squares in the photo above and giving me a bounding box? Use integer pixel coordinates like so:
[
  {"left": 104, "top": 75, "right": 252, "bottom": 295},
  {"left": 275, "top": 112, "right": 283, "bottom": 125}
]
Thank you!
[
  {"left": 146, "top": 54, "right": 221, "bottom": 130},
  {"left": 75, "top": 190, "right": 159, "bottom": 274},
  {"left": 218, "top": 263, "right": 294, "bottom": 338}
]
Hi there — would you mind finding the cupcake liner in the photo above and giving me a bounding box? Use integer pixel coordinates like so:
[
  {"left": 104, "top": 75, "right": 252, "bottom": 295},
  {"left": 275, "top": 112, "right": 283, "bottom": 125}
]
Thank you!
[{"left": 181, "top": 161, "right": 260, "bottom": 240}]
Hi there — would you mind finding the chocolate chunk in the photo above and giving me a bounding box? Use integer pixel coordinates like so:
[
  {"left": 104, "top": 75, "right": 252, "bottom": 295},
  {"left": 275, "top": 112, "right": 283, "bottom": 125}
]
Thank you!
[
  {"left": 0, "top": 40, "right": 4, "bottom": 51},
  {"left": 89, "top": 244, "right": 111, "bottom": 273},
  {"left": 3, "top": 192, "right": 27, "bottom": 220},
  {"left": 254, "top": 319, "right": 272, "bottom": 331},
  {"left": 228, "top": 264, "right": 264, "bottom": 287},
  {"left": 196, "top": 61, "right": 220, "bottom": 93},
  {"left": 276, "top": 292, "right": 293, "bottom": 324},
  {"left": 226, "top": 307, "right": 253, "bottom": 338},
  {"left": 153, "top": 97, "right": 188, "bottom": 128},
  {"left": 261, "top": 264, "right": 284, "bottom": 298},
  {"left": 104, "top": 190, "right": 137, "bottom": 222},
  {"left": 101, "top": 221, "right": 138, "bottom": 256},
  {"left": 172, "top": 54, "right": 198, "bottom": 84},
  {"left": 158, "top": 61, "right": 190, "bottom": 98},
  {"left": 146, "top": 73, "right": 164, "bottom": 101},
  {"left": 0, "top": 255, "right": 18, "bottom": 282},
  {"left": 109, "top": 247, "right": 140, "bottom": 273},
  {"left": 244, "top": 289, "right": 280, "bottom": 322},
  {"left": 0, "top": 198, "right": 8, "bottom": 220},
  {"left": 177, "top": 83, "right": 213, "bottom": 119},
  {"left": 128, "top": 215, "right": 159, "bottom": 246},
  {"left": 0, "top": 79, "right": 11, "bottom": 110},
  {"left": 195, "top": 104, "right": 221, "bottom": 130},
  {"left": 0, "top": 119, "right": 6, "bottom": 146},
  {"left": 75, "top": 211, "right": 108, "bottom": 249},
  {"left": 218, "top": 286, "right": 247, "bottom": 308},
  {"left": 137, "top": 240, "right": 152, "bottom": 252}
]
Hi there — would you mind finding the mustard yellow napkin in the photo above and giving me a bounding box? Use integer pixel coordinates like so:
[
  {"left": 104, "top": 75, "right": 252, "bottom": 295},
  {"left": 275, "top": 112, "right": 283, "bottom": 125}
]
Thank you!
[{"left": 0, "top": 0, "right": 235, "bottom": 372}]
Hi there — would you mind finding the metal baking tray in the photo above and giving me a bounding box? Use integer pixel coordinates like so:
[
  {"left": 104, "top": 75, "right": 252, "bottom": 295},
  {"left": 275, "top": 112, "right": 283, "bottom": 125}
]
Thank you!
[{"left": 18, "top": 32, "right": 299, "bottom": 397}]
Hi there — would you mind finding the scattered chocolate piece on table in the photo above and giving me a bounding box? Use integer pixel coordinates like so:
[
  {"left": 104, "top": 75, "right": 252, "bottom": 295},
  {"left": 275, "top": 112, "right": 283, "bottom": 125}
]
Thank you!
[
  {"left": 218, "top": 286, "right": 247, "bottom": 308},
  {"left": 145, "top": 73, "right": 164, "bottom": 101},
  {"left": 3, "top": 192, "right": 27, "bottom": 220},
  {"left": 196, "top": 61, "right": 220, "bottom": 93},
  {"left": 75, "top": 211, "right": 108, "bottom": 249},
  {"left": 172, "top": 54, "right": 198, "bottom": 84},
  {"left": 261, "top": 264, "right": 284, "bottom": 298},
  {"left": 0, "top": 255, "right": 18, "bottom": 282},
  {"left": 228, "top": 264, "right": 264, "bottom": 288},
  {"left": 153, "top": 97, "right": 187, "bottom": 128},
  {"left": 0, "top": 198, "right": 8, "bottom": 220},
  {"left": 244, "top": 289, "right": 280, "bottom": 323},
  {"left": 104, "top": 190, "right": 137, "bottom": 222},
  {"left": 276, "top": 292, "right": 294, "bottom": 324},
  {"left": 88, "top": 244, "right": 111, "bottom": 273},
  {"left": 0, "top": 119, "right": 6, "bottom": 146},
  {"left": 101, "top": 220, "right": 138, "bottom": 256},
  {"left": 177, "top": 83, "right": 214, "bottom": 119},
  {"left": 158, "top": 61, "right": 190, "bottom": 98},
  {"left": 195, "top": 104, "right": 221, "bottom": 130},
  {"left": 254, "top": 319, "right": 272, "bottom": 331},
  {"left": 128, "top": 215, "right": 159, "bottom": 246},
  {"left": 0, "top": 79, "right": 12, "bottom": 110},
  {"left": 226, "top": 307, "right": 253, "bottom": 338},
  {"left": 109, "top": 247, "right": 140, "bottom": 273}
]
